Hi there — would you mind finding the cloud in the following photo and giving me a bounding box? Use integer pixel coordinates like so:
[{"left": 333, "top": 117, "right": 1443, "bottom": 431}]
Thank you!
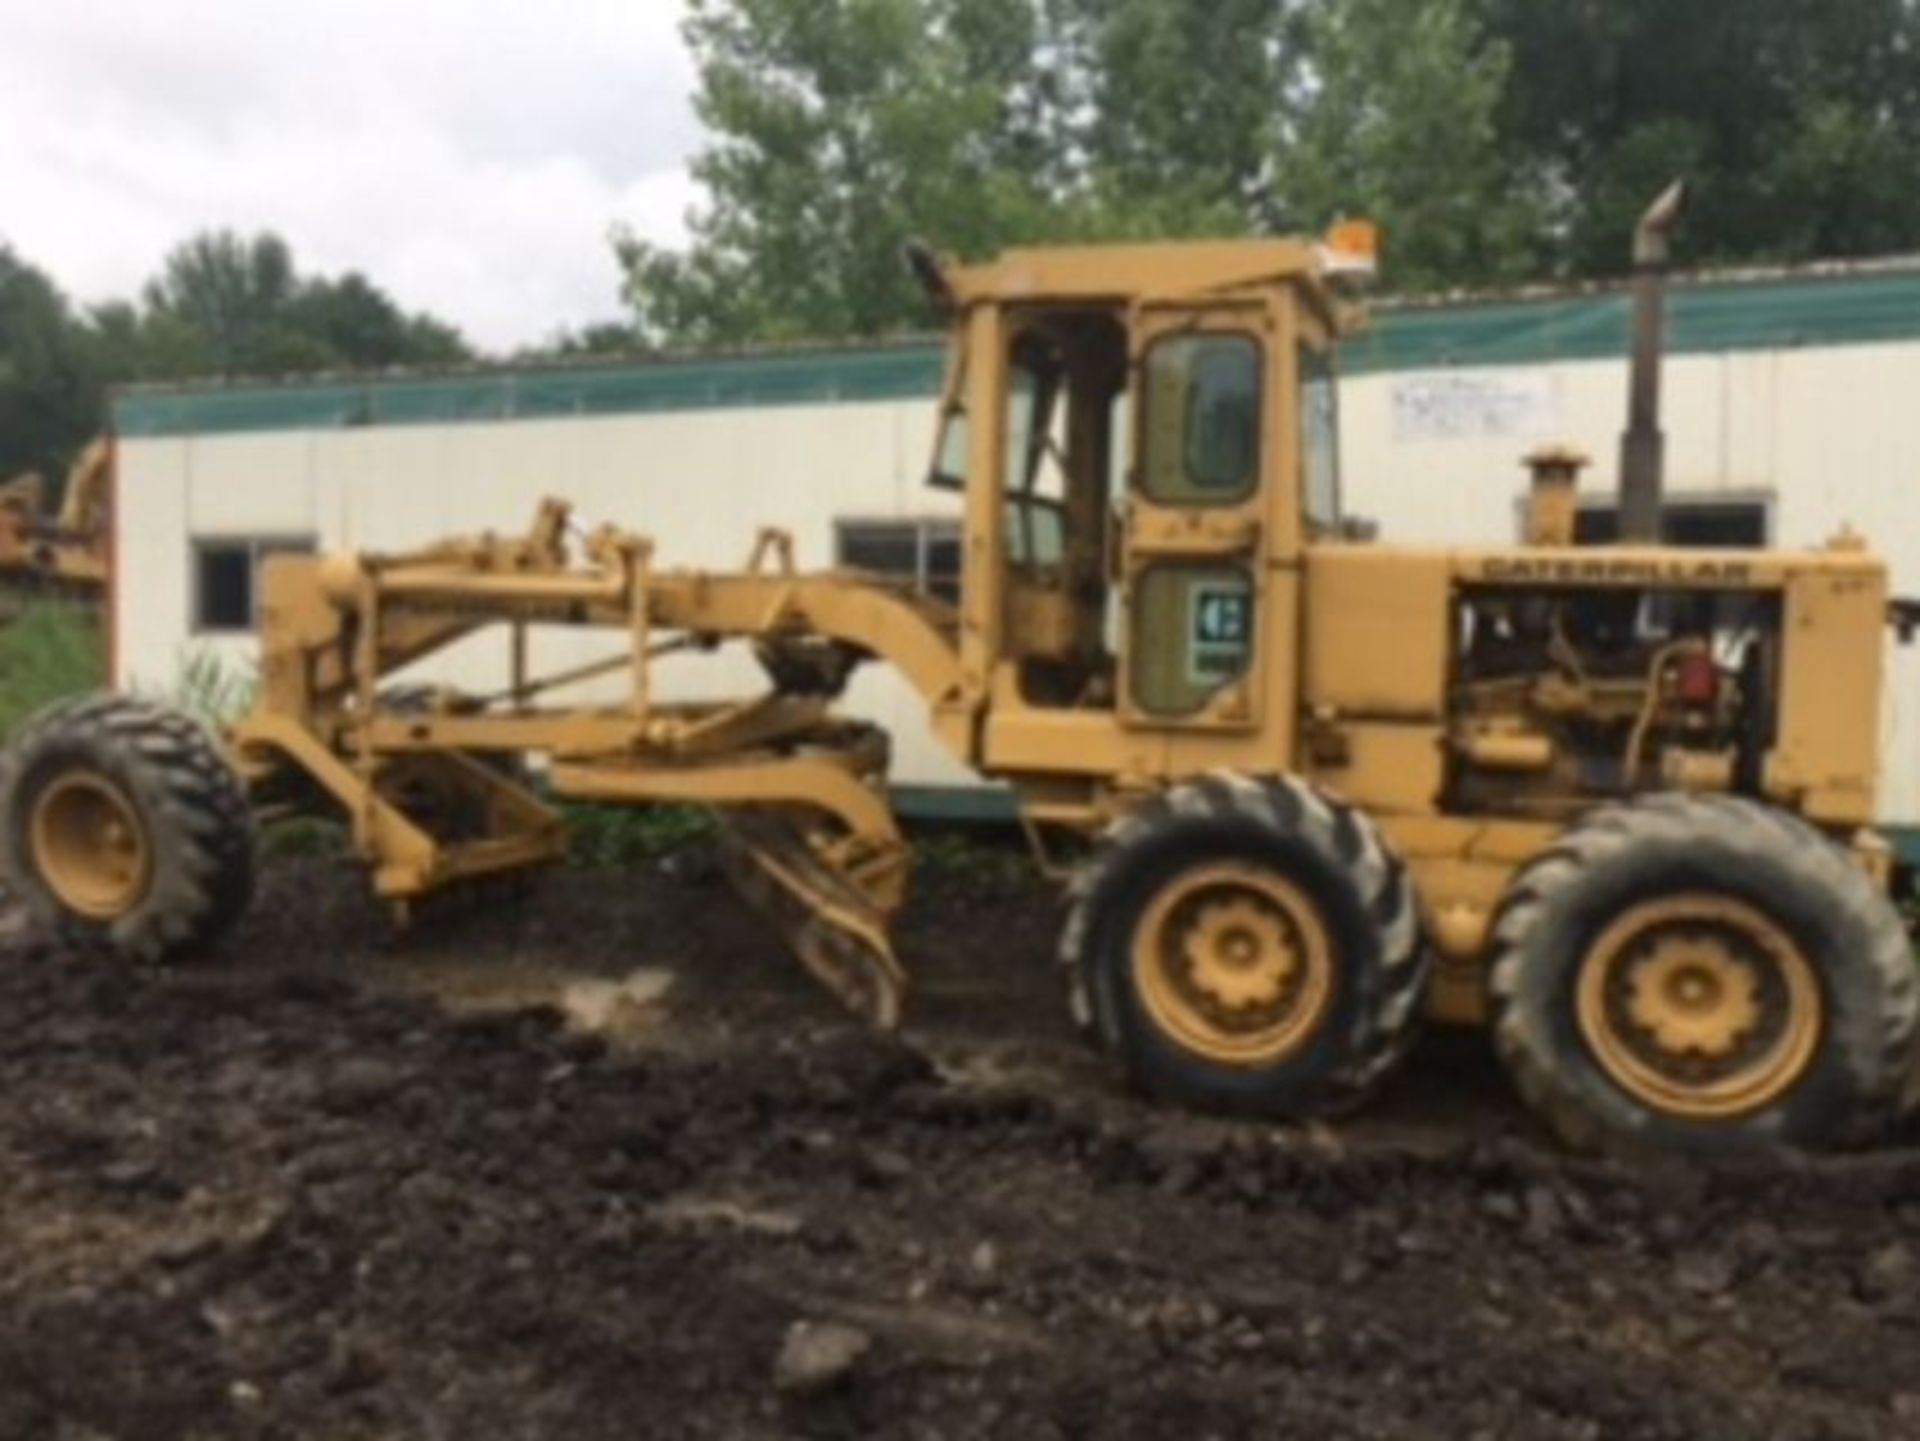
[{"left": 0, "top": 0, "right": 702, "bottom": 349}]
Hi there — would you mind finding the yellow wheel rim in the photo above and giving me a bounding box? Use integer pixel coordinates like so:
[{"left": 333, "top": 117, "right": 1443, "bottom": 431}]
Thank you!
[
  {"left": 1576, "top": 893, "right": 1822, "bottom": 1119},
  {"left": 1132, "top": 860, "right": 1336, "bottom": 1066},
  {"left": 28, "top": 771, "right": 153, "bottom": 920}
]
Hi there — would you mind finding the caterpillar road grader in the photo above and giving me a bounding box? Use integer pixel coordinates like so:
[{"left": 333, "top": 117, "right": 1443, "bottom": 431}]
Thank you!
[
  {"left": 0, "top": 438, "right": 111, "bottom": 607},
  {"left": 5, "top": 199, "right": 1919, "bottom": 1156}
]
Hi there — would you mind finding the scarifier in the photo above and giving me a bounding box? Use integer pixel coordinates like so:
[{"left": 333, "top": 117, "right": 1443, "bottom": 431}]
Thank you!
[{"left": 5, "top": 190, "right": 1918, "bottom": 1155}]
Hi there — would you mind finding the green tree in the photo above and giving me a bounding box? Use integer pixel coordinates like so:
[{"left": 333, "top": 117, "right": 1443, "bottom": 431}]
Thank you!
[
  {"left": 535, "top": 322, "right": 647, "bottom": 359},
  {"left": 132, "top": 230, "right": 474, "bottom": 378},
  {"left": 287, "top": 273, "right": 470, "bottom": 371},
  {"left": 0, "top": 245, "right": 102, "bottom": 481},
  {"left": 139, "top": 232, "right": 304, "bottom": 375},
  {"left": 1083, "top": 0, "right": 1297, "bottom": 231},
  {"left": 2, "top": 232, "right": 475, "bottom": 483},
  {"left": 622, "top": 0, "right": 1543, "bottom": 343},
  {"left": 619, "top": 0, "right": 1091, "bottom": 346},
  {"left": 1278, "top": 0, "right": 1545, "bottom": 289},
  {"left": 633, "top": 0, "right": 1920, "bottom": 339},
  {"left": 1472, "top": 0, "right": 1920, "bottom": 273}
]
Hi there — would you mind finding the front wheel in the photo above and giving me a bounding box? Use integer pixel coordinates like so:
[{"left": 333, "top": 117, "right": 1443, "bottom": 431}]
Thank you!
[
  {"left": 0, "top": 693, "right": 255, "bottom": 959},
  {"left": 1061, "top": 773, "right": 1427, "bottom": 1119},
  {"left": 1490, "top": 795, "right": 1918, "bottom": 1155}
]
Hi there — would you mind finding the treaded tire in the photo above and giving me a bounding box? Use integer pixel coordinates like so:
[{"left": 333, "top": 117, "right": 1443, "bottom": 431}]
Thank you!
[
  {"left": 1490, "top": 794, "right": 1919, "bottom": 1155},
  {"left": 1060, "top": 772, "right": 1427, "bottom": 1118},
  {"left": 0, "top": 692, "right": 256, "bottom": 959}
]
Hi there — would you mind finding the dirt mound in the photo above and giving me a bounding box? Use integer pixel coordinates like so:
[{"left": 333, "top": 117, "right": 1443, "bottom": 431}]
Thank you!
[{"left": 2, "top": 861, "right": 1919, "bottom": 1438}]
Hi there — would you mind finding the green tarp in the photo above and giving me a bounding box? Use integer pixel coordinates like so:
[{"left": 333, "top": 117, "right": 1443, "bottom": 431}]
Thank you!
[{"left": 113, "top": 265, "right": 1920, "bottom": 440}]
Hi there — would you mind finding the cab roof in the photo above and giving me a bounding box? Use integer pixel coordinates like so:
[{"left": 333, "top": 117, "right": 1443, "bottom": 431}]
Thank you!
[{"left": 943, "top": 238, "right": 1345, "bottom": 318}]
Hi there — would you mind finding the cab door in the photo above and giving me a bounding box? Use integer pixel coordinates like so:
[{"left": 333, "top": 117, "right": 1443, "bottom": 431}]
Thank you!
[{"left": 1119, "top": 304, "right": 1272, "bottom": 734}]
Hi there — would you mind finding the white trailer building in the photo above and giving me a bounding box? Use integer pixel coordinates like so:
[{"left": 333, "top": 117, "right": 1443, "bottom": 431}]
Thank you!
[{"left": 107, "top": 258, "right": 1920, "bottom": 859}]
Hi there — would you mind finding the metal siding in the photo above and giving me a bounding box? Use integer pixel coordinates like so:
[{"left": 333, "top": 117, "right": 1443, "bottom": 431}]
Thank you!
[
  {"left": 184, "top": 432, "right": 322, "bottom": 537},
  {"left": 114, "top": 442, "right": 191, "bottom": 695}
]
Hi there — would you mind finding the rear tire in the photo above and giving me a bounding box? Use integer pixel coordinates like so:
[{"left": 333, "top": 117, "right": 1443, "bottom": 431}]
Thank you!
[
  {"left": 0, "top": 693, "right": 255, "bottom": 959},
  {"left": 1490, "top": 794, "right": 1918, "bottom": 1155},
  {"left": 1061, "top": 773, "right": 1427, "bottom": 1118}
]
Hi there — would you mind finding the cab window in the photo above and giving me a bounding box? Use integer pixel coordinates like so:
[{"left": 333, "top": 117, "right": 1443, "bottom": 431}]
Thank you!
[
  {"left": 1139, "top": 333, "right": 1261, "bottom": 504},
  {"left": 1128, "top": 564, "right": 1253, "bottom": 715},
  {"left": 1002, "top": 335, "right": 1069, "bottom": 566},
  {"left": 1299, "top": 343, "right": 1340, "bottom": 534},
  {"left": 929, "top": 352, "right": 968, "bottom": 490},
  {"left": 931, "top": 404, "right": 967, "bottom": 489}
]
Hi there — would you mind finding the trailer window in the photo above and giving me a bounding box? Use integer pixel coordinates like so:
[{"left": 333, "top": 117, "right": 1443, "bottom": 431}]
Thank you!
[
  {"left": 191, "top": 535, "right": 315, "bottom": 633},
  {"left": 1570, "top": 499, "right": 1767, "bottom": 547},
  {"left": 837, "top": 518, "right": 962, "bottom": 605}
]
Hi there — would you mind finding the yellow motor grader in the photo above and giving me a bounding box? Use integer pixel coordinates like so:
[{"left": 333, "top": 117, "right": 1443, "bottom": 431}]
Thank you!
[
  {"left": 0, "top": 438, "right": 111, "bottom": 602},
  {"left": 4, "top": 210, "right": 1918, "bottom": 1156}
]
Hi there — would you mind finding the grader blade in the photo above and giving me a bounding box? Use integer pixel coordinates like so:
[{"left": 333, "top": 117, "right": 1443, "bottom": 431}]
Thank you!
[{"left": 714, "top": 806, "right": 908, "bottom": 1029}]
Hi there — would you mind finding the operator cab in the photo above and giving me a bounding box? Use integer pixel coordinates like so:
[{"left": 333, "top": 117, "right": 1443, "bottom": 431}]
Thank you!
[{"left": 920, "top": 236, "right": 1362, "bottom": 736}]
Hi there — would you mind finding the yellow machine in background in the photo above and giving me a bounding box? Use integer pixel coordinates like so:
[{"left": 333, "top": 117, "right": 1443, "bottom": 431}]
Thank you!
[
  {"left": 4, "top": 210, "right": 1917, "bottom": 1157},
  {"left": 0, "top": 439, "right": 111, "bottom": 596}
]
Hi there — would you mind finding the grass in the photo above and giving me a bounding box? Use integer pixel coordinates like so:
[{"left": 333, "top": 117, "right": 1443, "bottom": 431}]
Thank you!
[
  {"left": 561, "top": 802, "right": 716, "bottom": 866},
  {"left": 0, "top": 607, "right": 256, "bottom": 744},
  {"left": 911, "top": 823, "right": 1034, "bottom": 885},
  {"left": 0, "top": 601, "right": 106, "bottom": 739},
  {"left": 168, "top": 645, "right": 258, "bottom": 728},
  {"left": 556, "top": 805, "right": 1031, "bottom": 880}
]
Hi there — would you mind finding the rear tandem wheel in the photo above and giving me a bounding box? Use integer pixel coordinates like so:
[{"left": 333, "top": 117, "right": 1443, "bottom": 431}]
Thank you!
[{"left": 1489, "top": 794, "right": 1919, "bottom": 1154}]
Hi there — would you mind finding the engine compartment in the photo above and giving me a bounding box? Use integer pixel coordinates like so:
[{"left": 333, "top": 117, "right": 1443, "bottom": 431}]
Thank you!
[{"left": 1448, "top": 586, "right": 1782, "bottom": 818}]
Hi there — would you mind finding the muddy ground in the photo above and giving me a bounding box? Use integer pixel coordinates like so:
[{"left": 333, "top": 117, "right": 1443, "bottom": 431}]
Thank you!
[{"left": 3, "top": 855, "right": 1920, "bottom": 1440}]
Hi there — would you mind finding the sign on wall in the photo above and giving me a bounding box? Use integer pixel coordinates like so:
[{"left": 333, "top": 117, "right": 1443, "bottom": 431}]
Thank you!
[{"left": 1390, "top": 370, "right": 1563, "bottom": 442}]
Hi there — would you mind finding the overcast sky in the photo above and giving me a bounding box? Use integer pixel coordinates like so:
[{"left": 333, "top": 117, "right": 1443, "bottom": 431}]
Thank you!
[{"left": 0, "top": 1, "right": 702, "bottom": 350}]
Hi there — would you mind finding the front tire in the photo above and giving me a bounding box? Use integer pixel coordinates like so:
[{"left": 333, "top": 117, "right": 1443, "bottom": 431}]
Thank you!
[
  {"left": 1061, "top": 773, "right": 1427, "bottom": 1118},
  {"left": 0, "top": 693, "right": 256, "bottom": 959},
  {"left": 1490, "top": 795, "right": 1918, "bottom": 1155}
]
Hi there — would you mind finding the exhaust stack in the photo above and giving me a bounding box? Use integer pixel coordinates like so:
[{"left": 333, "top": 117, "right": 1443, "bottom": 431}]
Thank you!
[{"left": 1618, "top": 179, "right": 1686, "bottom": 544}]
